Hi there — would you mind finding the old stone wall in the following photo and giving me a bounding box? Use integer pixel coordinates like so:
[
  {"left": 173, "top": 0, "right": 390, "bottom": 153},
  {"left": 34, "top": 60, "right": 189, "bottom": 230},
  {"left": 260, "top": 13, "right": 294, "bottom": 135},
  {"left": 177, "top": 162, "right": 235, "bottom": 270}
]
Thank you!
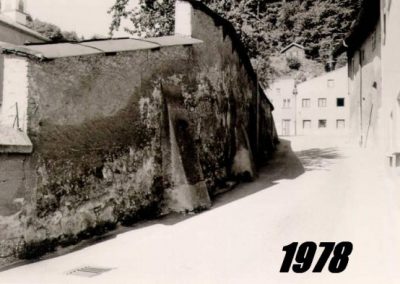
[{"left": 0, "top": 3, "right": 277, "bottom": 264}]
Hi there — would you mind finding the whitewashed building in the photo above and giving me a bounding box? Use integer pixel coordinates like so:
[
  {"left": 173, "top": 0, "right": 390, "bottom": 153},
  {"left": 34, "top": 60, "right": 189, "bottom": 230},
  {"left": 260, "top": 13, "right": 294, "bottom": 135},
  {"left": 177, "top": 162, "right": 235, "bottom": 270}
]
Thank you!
[
  {"left": 0, "top": 0, "right": 47, "bottom": 153},
  {"left": 266, "top": 67, "right": 349, "bottom": 137},
  {"left": 296, "top": 67, "right": 349, "bottom": 136},
  {"left": 333, "top": 0, "right": 400, "bottom": 168},
  {"left": 280, "top": 42, "right": 306, "bottom": 61},
  {"left": 266, "top": 79, "right": 296, "bottom": 136}
]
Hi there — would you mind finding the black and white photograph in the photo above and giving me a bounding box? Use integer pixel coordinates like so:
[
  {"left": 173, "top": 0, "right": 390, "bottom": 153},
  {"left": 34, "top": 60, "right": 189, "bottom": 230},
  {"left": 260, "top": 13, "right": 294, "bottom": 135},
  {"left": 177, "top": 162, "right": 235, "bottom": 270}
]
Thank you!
[{"left": 0, "top": 0, "right": 399, "bottom": 283}]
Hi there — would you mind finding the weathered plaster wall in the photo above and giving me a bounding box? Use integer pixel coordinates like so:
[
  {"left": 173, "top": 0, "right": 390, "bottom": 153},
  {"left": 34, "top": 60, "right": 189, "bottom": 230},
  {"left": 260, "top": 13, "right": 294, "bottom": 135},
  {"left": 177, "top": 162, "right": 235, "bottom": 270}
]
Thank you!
[
  {"left": 381, "top": 0, "right": 400, "bottom": 155},
  {"left": 0, "top": 155, "right": 31, "bottom": 216},
  {"left": 296, "top": 67, "right": 349, "bottom": 136},
  {"left": 348, "top": 19, "right": 382, "bottom": 148},
  {"left": 0, "top": 3, "right": 277, "bottom": 263},
  {"left": 0, "top": 56, "right": 29, "bottom": 131},
  {"left": 266, "top": 79, "right": 297, "bottom": 136},
  {"left": 0, "top": 154, "right": 33, "bottom": 261},
  {"left": 0, "top": 21, "right": 44, "bottom": 45}
]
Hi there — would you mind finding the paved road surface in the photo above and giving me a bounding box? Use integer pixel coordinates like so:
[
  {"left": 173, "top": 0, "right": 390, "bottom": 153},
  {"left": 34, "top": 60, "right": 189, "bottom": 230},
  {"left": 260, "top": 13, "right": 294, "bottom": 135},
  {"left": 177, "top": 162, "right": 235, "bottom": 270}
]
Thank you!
[{"left": 0, "top": 136, "right": 399, "bottom": 284}]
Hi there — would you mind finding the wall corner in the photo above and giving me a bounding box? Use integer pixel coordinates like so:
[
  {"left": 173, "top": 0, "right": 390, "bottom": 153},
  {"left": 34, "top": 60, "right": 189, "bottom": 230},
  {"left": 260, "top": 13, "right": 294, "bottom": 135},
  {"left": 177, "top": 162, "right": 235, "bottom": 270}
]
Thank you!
[{"left": 174, "top": 0, "right": 193, "bottom": 37}]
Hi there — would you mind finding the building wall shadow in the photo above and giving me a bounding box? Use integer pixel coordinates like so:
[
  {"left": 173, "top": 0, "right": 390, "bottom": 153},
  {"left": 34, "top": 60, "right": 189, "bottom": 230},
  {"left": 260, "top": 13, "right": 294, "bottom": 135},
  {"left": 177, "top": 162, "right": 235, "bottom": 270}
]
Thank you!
[{"left": 209, "top": 138, "right": 305, "bottom": 210}]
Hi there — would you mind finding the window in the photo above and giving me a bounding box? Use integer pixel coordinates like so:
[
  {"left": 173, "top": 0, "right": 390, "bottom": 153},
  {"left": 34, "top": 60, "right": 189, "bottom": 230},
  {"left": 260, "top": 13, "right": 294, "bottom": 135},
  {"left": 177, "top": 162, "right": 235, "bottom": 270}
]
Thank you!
[
  {"left": 336, "top": 119, "right": 345, "bottom": 129},
  {"left": 318, "top": 120, "right": 327, "bottom": 128},
  {"left": 384, "top": 14, "right": 387, "bottom": 44},
  {"left": 327, "top": 79, "right": 335, "bottom": 88},
  {"left": 337, "top": 98, "right": 345, "bottom": 107},
  {"left": 276, "top": 88, "right": 281, "bottom": 95},
  {"left": 372, "top": 31, "right": 376, "bottom": 50},
  {"left": 282, "top": 119, "right": 291, "bottom": 136},
  {"left": 318, "top": 98, "right": 327, "bottom": 107},
  {"left": 303, "top": 120, "right": 311, "bottom": 129},
  {"left": 18, "top": 0, "right": 24, "bottom": 12},
  {"left": 349, "top": 58, "right": 355, "bottom": 77},
  {"left": 362, "top": 50, "right": 366, "bottom": 62},
  {"left": 282, "top": 99, "right": 291, "bottom": 108},
  {"left": 302, "top": 98, "right": 311, "bottom": 108}
]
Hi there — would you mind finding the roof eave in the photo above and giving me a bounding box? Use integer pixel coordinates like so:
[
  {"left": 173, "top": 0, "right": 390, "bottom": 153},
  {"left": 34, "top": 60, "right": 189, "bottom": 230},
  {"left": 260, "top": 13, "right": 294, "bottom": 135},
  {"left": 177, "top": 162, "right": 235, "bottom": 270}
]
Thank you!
[
  {"left": 0, "top": 17, "right": 49, "bottom": 42},
  {"left": 333, "top": 0, "right": 380, "bottom": 58}
]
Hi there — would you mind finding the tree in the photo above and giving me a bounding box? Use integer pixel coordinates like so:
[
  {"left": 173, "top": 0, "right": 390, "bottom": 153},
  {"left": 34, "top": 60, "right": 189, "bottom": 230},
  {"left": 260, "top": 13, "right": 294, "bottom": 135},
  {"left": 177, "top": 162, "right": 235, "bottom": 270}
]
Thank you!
[
  {"left": 109, "top": 0, "right": 273, "bottom": 84},
  {"left": 27, "top": 18, "right": 79, "bottom": 42},
  {"left": 109, "top": 0, "right": 359, "bottom": 83},
  {"left": 286, "top": 56, "right": 301, "bottom": 70}
]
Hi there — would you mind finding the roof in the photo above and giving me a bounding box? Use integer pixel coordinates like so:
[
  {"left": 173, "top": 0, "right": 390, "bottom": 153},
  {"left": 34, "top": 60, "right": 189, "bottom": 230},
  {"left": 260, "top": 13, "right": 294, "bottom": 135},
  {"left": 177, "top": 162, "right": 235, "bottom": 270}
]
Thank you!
[
  {"left": 0, "top": 35, "right": 203, "bottom": 59},
  {"left": 280, "top": 43, "right": 305, "bottom": 54},
  {"left": 297, "top": 66, "right": 347, "bottom": 87},
  {"left": 0, "top": 15, "right": 48, "bottom": 42},
  {"left": 333, "top": 0, "right": 379, "bottom": 57}
]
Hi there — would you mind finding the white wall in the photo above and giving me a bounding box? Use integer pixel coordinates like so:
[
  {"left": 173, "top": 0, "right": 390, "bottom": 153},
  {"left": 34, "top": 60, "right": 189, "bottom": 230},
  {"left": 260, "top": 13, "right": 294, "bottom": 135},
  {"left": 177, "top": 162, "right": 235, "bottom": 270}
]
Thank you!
[
  {"left": 175, "top": 0, "right": 193, "bottom": 37},
  {"left": 1, "top": 0, "right": 28, "bottom": 25},
  {"left": 296, "top": 67, "right": 350, "bottom": 136},
  {"left": 381, "top": 0, "right": 400, "bottom": 154},
  {"left": 0, "top": 56, "right": 29, "bottom": 132},
  {"left": 266, "top": 79, "right": 296, "bottom": 136}
]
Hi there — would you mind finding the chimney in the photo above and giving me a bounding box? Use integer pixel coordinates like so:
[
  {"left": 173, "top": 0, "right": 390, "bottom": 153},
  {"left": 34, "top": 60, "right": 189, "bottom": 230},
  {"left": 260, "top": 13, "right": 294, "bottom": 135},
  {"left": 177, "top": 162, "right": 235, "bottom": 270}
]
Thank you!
[
  {"left": 1, "top": 0, "right": 28, "bottom": 26},
  {"left": 174, "top": 0, "right": 193, "bottom": 37}
]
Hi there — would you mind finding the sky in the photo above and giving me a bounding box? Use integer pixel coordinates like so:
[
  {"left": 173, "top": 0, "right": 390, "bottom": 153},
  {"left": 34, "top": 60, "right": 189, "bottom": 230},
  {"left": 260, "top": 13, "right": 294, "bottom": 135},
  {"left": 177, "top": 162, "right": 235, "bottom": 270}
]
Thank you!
[{"left": 27, "top": 0, "right": 137, "bottom": 38}]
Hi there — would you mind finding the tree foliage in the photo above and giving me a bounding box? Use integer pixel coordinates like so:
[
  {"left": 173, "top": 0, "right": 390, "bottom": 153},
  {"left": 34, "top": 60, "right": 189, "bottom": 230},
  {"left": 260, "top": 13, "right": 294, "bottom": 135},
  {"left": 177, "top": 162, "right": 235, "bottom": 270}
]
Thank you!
[
  {"left": 286, "top": 56, "right": 301, "bottom": 70},
  {"left": 109, "top": 0, "right": 359, "bottom": 82},
  {"left": 27, "top": 18, "right": 79, "bottom": 42}
]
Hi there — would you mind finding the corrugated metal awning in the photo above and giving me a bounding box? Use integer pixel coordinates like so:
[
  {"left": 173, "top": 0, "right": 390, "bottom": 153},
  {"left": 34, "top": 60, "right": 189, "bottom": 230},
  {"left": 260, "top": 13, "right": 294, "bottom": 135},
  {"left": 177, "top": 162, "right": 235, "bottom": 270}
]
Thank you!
[{"left": 0, "top": 35, "right": 203, "bottom": 59}]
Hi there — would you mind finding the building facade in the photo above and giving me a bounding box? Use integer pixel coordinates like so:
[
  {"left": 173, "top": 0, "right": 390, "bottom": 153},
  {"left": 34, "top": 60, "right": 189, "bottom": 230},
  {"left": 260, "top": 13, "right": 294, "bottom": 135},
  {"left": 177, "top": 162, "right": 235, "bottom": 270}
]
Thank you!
[
  {"left": 280, "top": 43, "right": 306, "bottom": 61},
  {"left": 334, "top": 0, "right": 400, "bottom": 167},
  {"left": 0, "top": 0, "right": 47, "bottom": 155},
  {"left": 0, "top": 0, "right": 47, "bottom": 44},
  {"left": 266, "top": 67, "right": 349, "bottom": 137},
  {"left": 381, "top": 0, "right": 400, "bottom": 166},
  {"left": 296, "top": 67, "right": 350, "bottom": 136},
  {"left": 342, "top": 0, "right": 382, "bottom": 148},
  {"left": 266, "top": 79, "right": 296, "bottom": 136}
]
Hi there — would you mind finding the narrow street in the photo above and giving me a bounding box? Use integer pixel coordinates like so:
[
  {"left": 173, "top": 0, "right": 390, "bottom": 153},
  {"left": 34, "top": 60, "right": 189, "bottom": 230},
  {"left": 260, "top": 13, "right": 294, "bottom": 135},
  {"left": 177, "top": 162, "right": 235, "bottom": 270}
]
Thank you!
[{"left": 0, "top": 136, "right": 399, "bottom": 284}]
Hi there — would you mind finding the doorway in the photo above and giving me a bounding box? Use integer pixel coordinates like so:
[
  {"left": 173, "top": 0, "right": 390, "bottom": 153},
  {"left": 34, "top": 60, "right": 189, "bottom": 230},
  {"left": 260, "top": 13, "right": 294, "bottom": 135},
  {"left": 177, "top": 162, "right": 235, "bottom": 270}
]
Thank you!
[{"left": 282, "top": 119, "right": 291, "bottom": 136}]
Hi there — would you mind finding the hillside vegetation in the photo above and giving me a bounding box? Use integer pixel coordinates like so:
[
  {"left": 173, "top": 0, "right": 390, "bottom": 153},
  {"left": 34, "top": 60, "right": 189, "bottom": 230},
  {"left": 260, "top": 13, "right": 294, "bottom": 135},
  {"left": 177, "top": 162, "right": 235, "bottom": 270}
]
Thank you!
[{"left": 108, "top": 0, "right": 360, "bottom": 83}]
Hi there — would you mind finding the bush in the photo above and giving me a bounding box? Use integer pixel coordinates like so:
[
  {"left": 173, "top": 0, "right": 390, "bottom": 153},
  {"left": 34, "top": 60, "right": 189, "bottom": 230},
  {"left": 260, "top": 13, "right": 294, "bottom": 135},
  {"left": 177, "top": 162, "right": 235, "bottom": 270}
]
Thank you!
[{"left": 286, "top": 56, "right": 301, "bottom": 70}]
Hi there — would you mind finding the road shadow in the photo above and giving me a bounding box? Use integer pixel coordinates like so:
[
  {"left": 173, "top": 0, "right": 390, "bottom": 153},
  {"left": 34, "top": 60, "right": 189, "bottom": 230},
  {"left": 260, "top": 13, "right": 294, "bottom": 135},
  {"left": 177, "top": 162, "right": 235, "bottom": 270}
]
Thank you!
[
  {"left": 296, "top": 147, "right": 343, "bottom": 171},
  {"left": 210, "top": 138, "right": 304, "bottom": 210}
]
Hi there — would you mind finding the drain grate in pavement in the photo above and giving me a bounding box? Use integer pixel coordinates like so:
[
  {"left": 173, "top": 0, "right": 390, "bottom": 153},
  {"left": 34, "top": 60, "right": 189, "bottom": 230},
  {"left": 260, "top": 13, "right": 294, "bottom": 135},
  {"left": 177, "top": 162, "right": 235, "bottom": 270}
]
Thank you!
[{"left": 67, "top": 266, "right": 113, "bottom": 278}]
